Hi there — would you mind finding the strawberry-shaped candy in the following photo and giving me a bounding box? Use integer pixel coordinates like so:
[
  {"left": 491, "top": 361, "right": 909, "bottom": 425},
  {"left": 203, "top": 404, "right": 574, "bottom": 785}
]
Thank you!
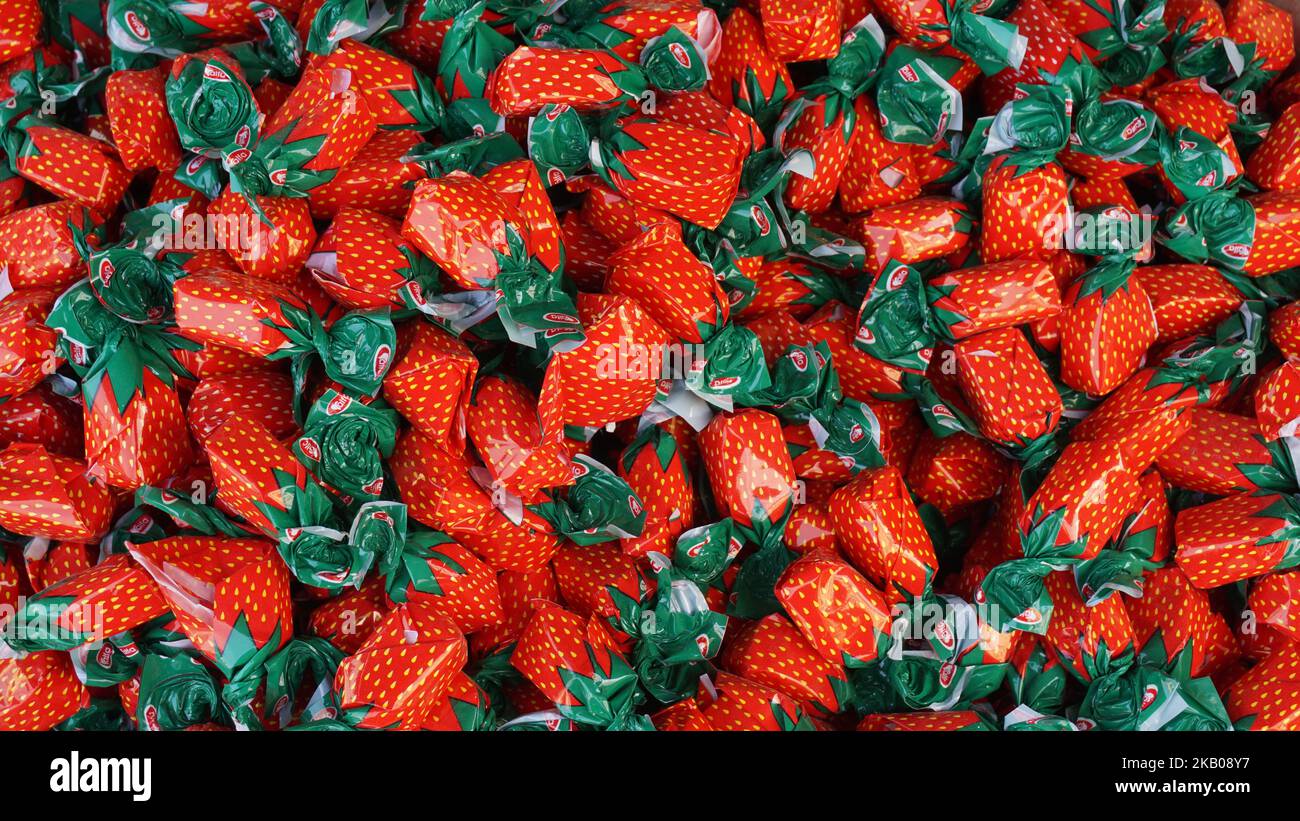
[
  {"left": 1228, "top": 639, "right": 1300, "bottom": 729},
  {"left": 538, "top": 293, "right": 671, "bottom": 430},
  {"left": 333, "top": 601, "right": 467, "bottom": 730},
  {"left": 1126, "top": 565, "right": 1237, "bottom": 679},
  {"left": 128, "top": 536, "right": 293, "bottom": 676},
  {"left": 776, "top": 550, "right": 894, "bottom": 667},
  {"left": 467, "top": 374, "right": 571, "bottom": 501},
  {"left": 1175, "top": 492, "right": 1300, "bottom": 588},
  {"left": 379, "top": 530, "right": 505, "bottom": 634},
  {"left": 390, "top": 431, "right": 562, "bottom": 571},
  {"left": 776, "top": 16, "right": 885, "bottom": 214},
  {"left": 700, "top": 408, "right": 796, "bottom": 536},
  {"left": 1135, "top": 263, "right": 1244, "bottom": 344},
  {"left": 385, "top": 321, "right": 478, "bottom": 455},
  {"left": 1156, "top": 407, "right": 1298, "bottom": 495},
  {"left": 855, "top": 258, "right": 1061, "bottom": 375},
  {"left": 0, "top": 444, "right": 114, "bottom": 542},
  {"left": 0, "top": 385, "right": 82, "bottom": 456},
  {"left": 699, "top": 670, "right": 814, "bottom": 730},
  {"left": 298, "top": 40, "right": 444, "bottom": 131},
  {"left": 205, "top": 414, "right": 403, "bottom": 588},
  {"left": 174, "top": 270, "right": 396, "bottom": 420},
  {"left": 552, "top": 541, "right": 644, "bottom": 621},
  {"left": 1058, "top": 259, "right": 1158, "bottom": 395},
  {"left": 829, "top": 466, "right": 938, "bottom": 603},
  {"left": 309, "top": 130, "right": 426, "bottom": 219},
  {"left": 470, "top": 567, "right": 560, "bottom": 658},
  {"left": 6, "top": 553, "right": 169, "bottom": 651},
  {"left": 604, "top": 221, "right": 731, "bottom": 343},
  {"left": 874, "top": 0, "right": 1026, "bottom": 74},
  {"left": 618, "top": 423, "right": 696, "bottom": 559},
  {"left": 853, "top": 196, "right": 974, "bottom": 273},
  {"left": 309, "top": 577, "right": 390, "bottom": 654},
  {"left": 981, "top": 439, "right": 1144, "bottom": 634},
  {"left": 45, "top": 280, "right": 197, "bottom": 489},
  {"left": 708, "top": 7, "right": 794, "bottom": 132},
  {"left": 982, "top": 0, "right": 1086, "bottom": 111},
  {"left": 3, "top": 116, "right": 131, "bottom": 216},
  {"left": 226, "top": 61, "right": 381, "bottom": 200},
  {"left": 0, "top": 287, "right": 60, "bottom": 399},
  {"left": 1041, "top": 570, "right": 1134, "bottom": 682},
  {"left": 105, "top": 65, "right": 183, "bottom": 172},
  {"left": 187, "top": 370, "right": 297, "bottom": 446},
  {"left": 721, "top": 612, "right": 851, "bottom": 715},
  {"left": 1162, "top": 189, "right": 1300, "bottom": 277},
  {"left": 510, "top": 602, "right": 650, "bottom": 729},
  {"left": 954, "top": 326, "right": 1063, "bottom": 448},
  {"left": 206, "top": 189, "right": 317, "bottom": 284},
  {"left": 906, "top": 429, "right": 1008, "bottom": 518},
  {"left": 1224, "top": 0, "right": 1294, "bottom": 73},
  {"left": 0, "top": 201, "right": 99, "bottom": 290},
  {"left": 0, "top": 651, "right": 89, "bottom": 730},
  {"left": 529, "top": 106, "right": 744, "bottom": 229}
]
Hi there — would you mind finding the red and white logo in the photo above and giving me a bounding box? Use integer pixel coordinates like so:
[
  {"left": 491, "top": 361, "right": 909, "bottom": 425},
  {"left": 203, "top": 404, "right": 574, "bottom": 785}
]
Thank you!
[
  {"left": 362, "top": 477, "right": 384, "bottom": 495},
  {"left": 203, "top": 64, "right": 232, "bottom": 83},
  {"left": 298, "top": 437, "right": 321, "bottom": 461},
  {"left": 1014, "top": 606, "right": 1043, "bottom": 625},
  {"left": 125, "top": 11, "right": 150, "bottom": 40},
  {"left": 1121, "top": 115, "right": 1148, "bottom": 141},
  {"left": 669, "top": 42, "right": 692, "bottom": 68},
  {"left": 543, "top": 312, "right": 578, "bottom": 323},
  {"left": 789, "top": 349, "right": 808, "bottom": 370},
  {"left": 708, "top": 375, "right": 740, "bottom": 390},
  {"left": 938, "top": 661, "right": 956, "bottom": 687},
  {"left": 98, "top": 258, "right": 115, "bottom": 286},
  {"left": 751, "top": 204, "right": 771, "bottom": 235},
  {"left": 1140, "top": 683, "right": 1158, "bottom": 710},
  {"left": 1222, "top": 242, "right": 1250, "bottom": 260},
  {"left": 327, "top": 394, "right": 352, "bottom": 415},
  {"left": 898, "top": 65, "right": 919, "bottom": 83},
  {"left": 373, "top": 345, "right": 392, "bottom": 378},
  {"left": 628, "top": 495, "right": 643, "bottom": 516},
  {"left": 934, "top": 618, "right": 955, "bottom": 650}
]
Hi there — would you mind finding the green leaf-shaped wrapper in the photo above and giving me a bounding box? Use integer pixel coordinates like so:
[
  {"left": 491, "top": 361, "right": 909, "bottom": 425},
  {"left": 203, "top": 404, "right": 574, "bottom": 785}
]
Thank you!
[
  {"left": 136, "top": 652, "right": 222, "bottom": 730},
  {"left": 293, "top": 390, "right": 399, "bottom": 501},
  {"left": 531, "top": 455, "right": 648, "bottom": 545}
]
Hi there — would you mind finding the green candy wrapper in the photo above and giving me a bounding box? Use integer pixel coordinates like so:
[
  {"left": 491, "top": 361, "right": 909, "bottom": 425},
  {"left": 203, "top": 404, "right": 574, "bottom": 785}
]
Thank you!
[
  {"left": 293, "top": 390, "right": 400, "bottom": 501},
  {"left": 531, "top": 455, "right": 648, "bottom": 545}
]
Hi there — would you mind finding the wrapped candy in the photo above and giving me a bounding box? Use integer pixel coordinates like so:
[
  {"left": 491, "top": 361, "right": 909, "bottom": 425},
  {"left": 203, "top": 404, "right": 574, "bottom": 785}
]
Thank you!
[{"left": 332, "top": 601, "right": 467, "bottom": 729}]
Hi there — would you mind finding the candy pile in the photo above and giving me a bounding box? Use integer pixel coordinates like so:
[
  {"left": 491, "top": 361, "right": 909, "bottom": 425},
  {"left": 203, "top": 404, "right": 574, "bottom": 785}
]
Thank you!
[{"left": 2, "top": 0, "right": 1300, "bottom": 733}]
